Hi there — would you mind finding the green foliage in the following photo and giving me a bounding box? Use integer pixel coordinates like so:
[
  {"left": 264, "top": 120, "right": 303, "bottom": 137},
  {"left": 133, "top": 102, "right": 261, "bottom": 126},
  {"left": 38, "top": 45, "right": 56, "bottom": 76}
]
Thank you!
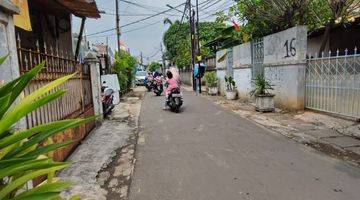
[
  {"left": 174, "top": 39, "right": 191, "bottom": 69},
  {"left": 204, "top": 72, "right": 218, "bottom": 88},
  {"left": 225, "top": 75, "right": 236, "bottom": 91},
  {"left": 148, "top": 62, "right": 161, "bottom": 72},
  {"left": 113, "top": 51, "right": 138, "bottom": 94},
  {"left": 163, "top": 18, "right": 173, "bottom": 26},
  {"left": 0, "top": 55, "right": 94, "bottom": 199},
  {"left": 235, "top": 0, "right": 358, "bottom": 41},
  {"left": 163, "top": 20, "right": 225, "bottom": 68},
  {"left": 250, "top": 74, "right": 274, "bottom": 96}
]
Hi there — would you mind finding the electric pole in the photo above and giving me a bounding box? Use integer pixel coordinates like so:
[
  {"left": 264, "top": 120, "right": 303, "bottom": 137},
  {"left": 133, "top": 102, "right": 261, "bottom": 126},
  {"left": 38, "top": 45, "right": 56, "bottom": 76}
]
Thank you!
[
  {"left": 140, "top": 51, "right": 143, "bottom": 66},
  {"left": 160, "top": 43, "right": 166, "bottom": 74},
  {"left": 195, "top": 0, "right": 202, "bottom": 93},
  {"left": 189, "top": 0, "right": 196, "bottom": 91},
  {"left": 115, "top": 0, "right": 121, "bottom": 53}
]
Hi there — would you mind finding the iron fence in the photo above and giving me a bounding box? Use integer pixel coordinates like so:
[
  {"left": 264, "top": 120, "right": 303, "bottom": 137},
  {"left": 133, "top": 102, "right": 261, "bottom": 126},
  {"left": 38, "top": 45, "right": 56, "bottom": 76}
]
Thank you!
[
  {"left": 306, "top": 49, "right": 360, "bottom": 119},
  {"left": 16, "top": 35, "right": 94, "bottom": 128}
]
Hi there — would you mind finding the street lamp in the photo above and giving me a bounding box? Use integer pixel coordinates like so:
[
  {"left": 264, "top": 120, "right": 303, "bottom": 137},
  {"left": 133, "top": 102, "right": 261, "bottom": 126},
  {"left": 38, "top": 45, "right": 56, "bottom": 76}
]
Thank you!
[{"left": 166, "top": 4, "right": 185, "bottom": 14}]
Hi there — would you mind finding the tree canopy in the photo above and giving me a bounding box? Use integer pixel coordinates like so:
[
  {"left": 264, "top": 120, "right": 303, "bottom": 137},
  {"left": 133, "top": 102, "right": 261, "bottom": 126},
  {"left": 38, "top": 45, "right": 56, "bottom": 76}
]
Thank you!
[
  {"left": 163, "top": 20, "right": 225, "bottom": 69},
  {"left": 234, "top": 0, "right": 359, "bottom": 52},
  {"left": 148, "top": 61, "right": 162, "bottom": 72}
]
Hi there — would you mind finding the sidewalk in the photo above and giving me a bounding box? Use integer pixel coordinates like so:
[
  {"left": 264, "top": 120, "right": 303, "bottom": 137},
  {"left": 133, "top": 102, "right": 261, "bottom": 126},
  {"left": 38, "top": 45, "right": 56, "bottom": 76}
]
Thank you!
[
  {"left": 183, "top": 85, "right": 360, "bottom": 166},
  {"left": 59, "top": 88, "right": 144, "bottom": 200}
]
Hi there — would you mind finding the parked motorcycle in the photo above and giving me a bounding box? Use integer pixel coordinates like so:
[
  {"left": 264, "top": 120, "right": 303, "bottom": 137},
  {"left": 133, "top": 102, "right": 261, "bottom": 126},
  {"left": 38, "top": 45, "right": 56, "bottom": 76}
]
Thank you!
[
  {"left": 167, "top": 88, "right": 183, "bottom": 113},
  {"left": 102, "top": 88, "right": 115, "bottom": 118},
  {"left": 152, "top": 76, "right": 163, "bottom": 96}
]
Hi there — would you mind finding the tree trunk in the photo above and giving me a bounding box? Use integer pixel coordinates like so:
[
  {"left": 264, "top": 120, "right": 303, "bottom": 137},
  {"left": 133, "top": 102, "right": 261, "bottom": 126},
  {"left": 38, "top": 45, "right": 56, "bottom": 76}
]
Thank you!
[{"left": 318, "top": 20, "right": 334, "bottom": 56}]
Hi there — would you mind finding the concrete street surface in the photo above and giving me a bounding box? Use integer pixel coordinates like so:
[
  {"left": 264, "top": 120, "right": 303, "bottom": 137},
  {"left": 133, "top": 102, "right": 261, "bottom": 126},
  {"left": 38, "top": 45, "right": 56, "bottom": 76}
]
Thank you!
[{"left": 129, "top": 91, "right": 360, "bottom": 200}]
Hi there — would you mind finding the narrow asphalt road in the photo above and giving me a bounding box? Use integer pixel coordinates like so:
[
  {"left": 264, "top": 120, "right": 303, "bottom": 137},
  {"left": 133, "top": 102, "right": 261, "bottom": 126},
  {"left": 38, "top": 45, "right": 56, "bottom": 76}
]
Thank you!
[{"left": 129, "top": 90, "right": 360, "bottom": 200}]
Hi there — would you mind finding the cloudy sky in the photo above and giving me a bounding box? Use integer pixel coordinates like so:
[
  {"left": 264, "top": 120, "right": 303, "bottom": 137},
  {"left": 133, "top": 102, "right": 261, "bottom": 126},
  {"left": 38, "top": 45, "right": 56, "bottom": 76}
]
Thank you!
[{"left": 73, "top": 0, "right": 234, "bottom": 64}]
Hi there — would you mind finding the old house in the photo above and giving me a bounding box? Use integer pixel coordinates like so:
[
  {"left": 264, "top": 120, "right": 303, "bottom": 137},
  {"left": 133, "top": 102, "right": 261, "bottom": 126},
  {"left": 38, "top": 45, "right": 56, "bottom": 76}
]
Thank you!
[
  {"left": 13, "top": 0, "right": 101, "bottom": 162},
  {"left": 93, "top": 43, "right": 113, "bottom": 75}
]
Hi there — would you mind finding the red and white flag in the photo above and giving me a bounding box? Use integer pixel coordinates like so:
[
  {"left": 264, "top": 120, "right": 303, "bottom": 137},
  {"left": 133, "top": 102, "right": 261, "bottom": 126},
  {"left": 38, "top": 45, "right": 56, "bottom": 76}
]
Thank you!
[{"left": 232, "top": 20, "right": 240, "bottom": 31}]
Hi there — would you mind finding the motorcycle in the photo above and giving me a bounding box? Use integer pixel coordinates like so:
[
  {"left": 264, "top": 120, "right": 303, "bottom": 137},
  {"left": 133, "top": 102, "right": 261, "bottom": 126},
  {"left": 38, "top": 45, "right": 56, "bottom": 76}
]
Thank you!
[
  {"left": 167, "top": 88, "right": 183, "bottom": 113},
  {"left": 145, "top": 75, "right": 153, "bottom": 92},
  {"left": 102, "top": 88, "right": 115, "bottom": 118},
  {"left": 152, "top": 76, "right": 163, "bottom": 96}
]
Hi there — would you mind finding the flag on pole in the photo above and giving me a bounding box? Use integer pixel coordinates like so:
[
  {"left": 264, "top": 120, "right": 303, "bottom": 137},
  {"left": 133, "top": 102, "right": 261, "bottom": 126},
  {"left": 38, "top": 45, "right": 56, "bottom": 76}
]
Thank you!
[{"left": 232, "top": 20, "right": 240, "bottom": 31}]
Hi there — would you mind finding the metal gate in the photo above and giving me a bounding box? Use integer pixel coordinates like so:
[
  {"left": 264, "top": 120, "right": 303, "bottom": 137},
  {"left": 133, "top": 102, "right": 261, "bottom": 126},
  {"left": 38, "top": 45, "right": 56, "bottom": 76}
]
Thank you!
[
  {"left": 251, "top": 38, "right": 264, "bottom": 78},
  {"left": 226, "top": 48, "right": 234, "bottom": 77},
  {"left": 305, "top": 50, "right": 360, "bottom": 118}
]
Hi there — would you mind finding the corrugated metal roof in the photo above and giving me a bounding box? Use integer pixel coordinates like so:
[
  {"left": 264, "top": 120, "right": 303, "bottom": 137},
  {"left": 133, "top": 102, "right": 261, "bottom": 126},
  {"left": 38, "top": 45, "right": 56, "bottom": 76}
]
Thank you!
[{"left": 56, "top": 0, "right": 100, "bottom": 18}]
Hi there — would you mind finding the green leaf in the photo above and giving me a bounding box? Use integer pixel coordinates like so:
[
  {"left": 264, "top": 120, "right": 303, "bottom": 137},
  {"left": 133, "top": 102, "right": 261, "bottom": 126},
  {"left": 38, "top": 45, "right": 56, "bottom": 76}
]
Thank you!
[
  {"left": 20, "top": 140, "right": 72, "bottom": 158},
  {"left": 4, "top": 116, "right": 96, "bottom": 159},
  {"left": 0, "top": 71, "right": 75, "bottom": 136},
  {"left": 0, "top": 89, "right": 67, "bottom": 138},
  {"left": 0, "top": 119, "right": 78, "bottom": 149},
  {"left": 0, "top": 159, "right": 63, "bottom": 179},
  {"left": 13, "top": 192, "right": 60, "bottom": 200},
  {"left": 0, "top": 55, "right": 9, "bottom": 66},
  {"left": 14, "top": 182, "right": 72, "bottom": 199},
  {"left": 0, "top": 164, "right": 69, "bottom": 199},
  {"left": 0, "top": 61, "right": 45, "bottom": 119},
  {"left": 0, "top": 157, "right": 35, "bottom": 167},
  {"left": 70, "top": 195, "right": 81, "bottom": 200}
]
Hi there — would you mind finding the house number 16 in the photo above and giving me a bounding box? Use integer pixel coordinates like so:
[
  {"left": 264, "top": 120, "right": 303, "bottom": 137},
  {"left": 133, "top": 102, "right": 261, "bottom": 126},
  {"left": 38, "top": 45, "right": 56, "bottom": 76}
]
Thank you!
[{"left": 284, "top": 38, "right": 296, "bottom": 58}]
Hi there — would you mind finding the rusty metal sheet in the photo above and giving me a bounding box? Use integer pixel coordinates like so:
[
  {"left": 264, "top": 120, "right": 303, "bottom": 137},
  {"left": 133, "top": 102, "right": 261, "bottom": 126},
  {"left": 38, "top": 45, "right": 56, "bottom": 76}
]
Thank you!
[{"left": 55, "top": 0, "right": 100, "bottom": 18}]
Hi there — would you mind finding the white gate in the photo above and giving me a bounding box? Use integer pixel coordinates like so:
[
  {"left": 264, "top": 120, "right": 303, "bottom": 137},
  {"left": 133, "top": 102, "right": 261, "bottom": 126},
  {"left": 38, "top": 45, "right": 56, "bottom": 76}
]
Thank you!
[
  {"left": 305, "top": 49, "right": 360, "bottom": 118},
  {"left": 252, "top": 38, "right": 264, "bottom": 78}
]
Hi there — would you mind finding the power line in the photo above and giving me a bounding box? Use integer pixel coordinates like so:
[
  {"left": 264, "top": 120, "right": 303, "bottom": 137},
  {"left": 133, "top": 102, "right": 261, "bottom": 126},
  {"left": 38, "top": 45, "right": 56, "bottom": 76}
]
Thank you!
[
  {"left": 200, "top": 4, "right": 235, "bottom": 20},
  {"left": 200, "top": 0, "right": 223, "bottom": 11},
  {"left": 87, "top": 19, "right": 164, "bottom": 38},
  {"left": 145, "top": 48, "right": 161, "bottom": 59},
  {"left": 123, "top": 19, "right": 164, "bottom": 33},
  {"left": 85, "top": 2, "right": 186, "bottom": 37},
  {"left": 102, "top": 12, "right": 182, "bottom": 17},
  {"left": 120, "top": 2, "right": 186, "bottom": 28},
  {"left": 85, "top": 28, "right": 117, "bottom": 37},
  {"left": 119, "top": 0, "right": 161, "bottom": 13}
]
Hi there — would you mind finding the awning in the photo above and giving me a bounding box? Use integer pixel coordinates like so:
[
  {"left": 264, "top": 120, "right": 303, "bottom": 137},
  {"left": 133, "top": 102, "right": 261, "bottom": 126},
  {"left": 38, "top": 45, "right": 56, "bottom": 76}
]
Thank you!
[{"left": 56, "top": 0, "right": 100, "bottom": 18}]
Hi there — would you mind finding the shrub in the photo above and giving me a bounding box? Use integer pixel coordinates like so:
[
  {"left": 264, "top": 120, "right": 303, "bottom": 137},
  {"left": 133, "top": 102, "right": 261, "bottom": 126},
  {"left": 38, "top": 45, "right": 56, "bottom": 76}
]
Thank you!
[
  {"left": 250, "top": 74, "right": 274, "bottom": 96},
  {"left": 113, "top": 51, "right": 137, "bottom": 94},
  {"left": 225, "top": 75, "right": 236, "bottom": 91},
  {"left": 204, "top": 72, "right": 218, "bottom": 87},
  {"left": 0, "top": 55, "right": 93, "bottom": 199}
]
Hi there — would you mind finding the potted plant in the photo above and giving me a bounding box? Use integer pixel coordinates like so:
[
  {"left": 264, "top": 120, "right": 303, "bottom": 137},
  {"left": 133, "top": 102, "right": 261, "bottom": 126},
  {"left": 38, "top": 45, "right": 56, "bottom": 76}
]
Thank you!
[
  {"left": 250, "top": 74, "right": 275, "bottom": 112},
  {"left": 225, "top": 75, "right": 237, "bottom": 100},
  {"left": 204, "top": 72, "right": 218, "bottom": 95}
]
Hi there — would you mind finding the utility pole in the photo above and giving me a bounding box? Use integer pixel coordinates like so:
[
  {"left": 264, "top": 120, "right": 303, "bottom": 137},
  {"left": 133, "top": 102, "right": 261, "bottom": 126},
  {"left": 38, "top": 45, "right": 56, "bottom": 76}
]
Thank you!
[
  {"left": 160, "top": 43, "right": 166, "bottom": 74},
  {"left": 115, "top": 0, "right": 121, "bottom": 53},
  {"left": 189, "top": 0, "right": 196, "bottom": 91},
  {"left": 195, "top": 0, "right": 202, "bottom": 93},
  {"left": 140, "top": 52, "right": 143, "bottom": 66}
]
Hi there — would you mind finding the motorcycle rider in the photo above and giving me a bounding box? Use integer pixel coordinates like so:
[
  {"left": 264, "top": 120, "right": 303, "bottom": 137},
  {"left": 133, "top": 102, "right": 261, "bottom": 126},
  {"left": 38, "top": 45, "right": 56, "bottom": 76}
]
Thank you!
[
  {"left": 163, "top": 70, "right": 181, "bottom": 110},
  {"left": 153, "top": 70, "right": 162, "bottom": 78}
]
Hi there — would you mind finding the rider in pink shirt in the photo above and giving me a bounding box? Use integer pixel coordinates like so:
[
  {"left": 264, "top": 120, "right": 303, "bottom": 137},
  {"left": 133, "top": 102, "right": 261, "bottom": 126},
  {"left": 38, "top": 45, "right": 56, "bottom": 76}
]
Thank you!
[{"left": 164, "top": 71, "right": 180, "bottom": 109}]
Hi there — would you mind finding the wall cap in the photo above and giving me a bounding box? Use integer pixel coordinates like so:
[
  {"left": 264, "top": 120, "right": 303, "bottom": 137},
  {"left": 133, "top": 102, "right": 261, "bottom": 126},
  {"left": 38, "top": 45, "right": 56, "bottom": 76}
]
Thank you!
[
  {"left": 84, "top": 51, "right": 99, "bottom": 63},
  {"left": 0, "top": 0, "right": 20, "bottom": 15}
]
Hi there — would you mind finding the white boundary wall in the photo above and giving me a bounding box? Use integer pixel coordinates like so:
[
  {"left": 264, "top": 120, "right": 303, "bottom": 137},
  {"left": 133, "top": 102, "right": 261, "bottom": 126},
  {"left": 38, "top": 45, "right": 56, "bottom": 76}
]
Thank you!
[{"left": 216, "top": 26, "right": 307, "bottom": 110}]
